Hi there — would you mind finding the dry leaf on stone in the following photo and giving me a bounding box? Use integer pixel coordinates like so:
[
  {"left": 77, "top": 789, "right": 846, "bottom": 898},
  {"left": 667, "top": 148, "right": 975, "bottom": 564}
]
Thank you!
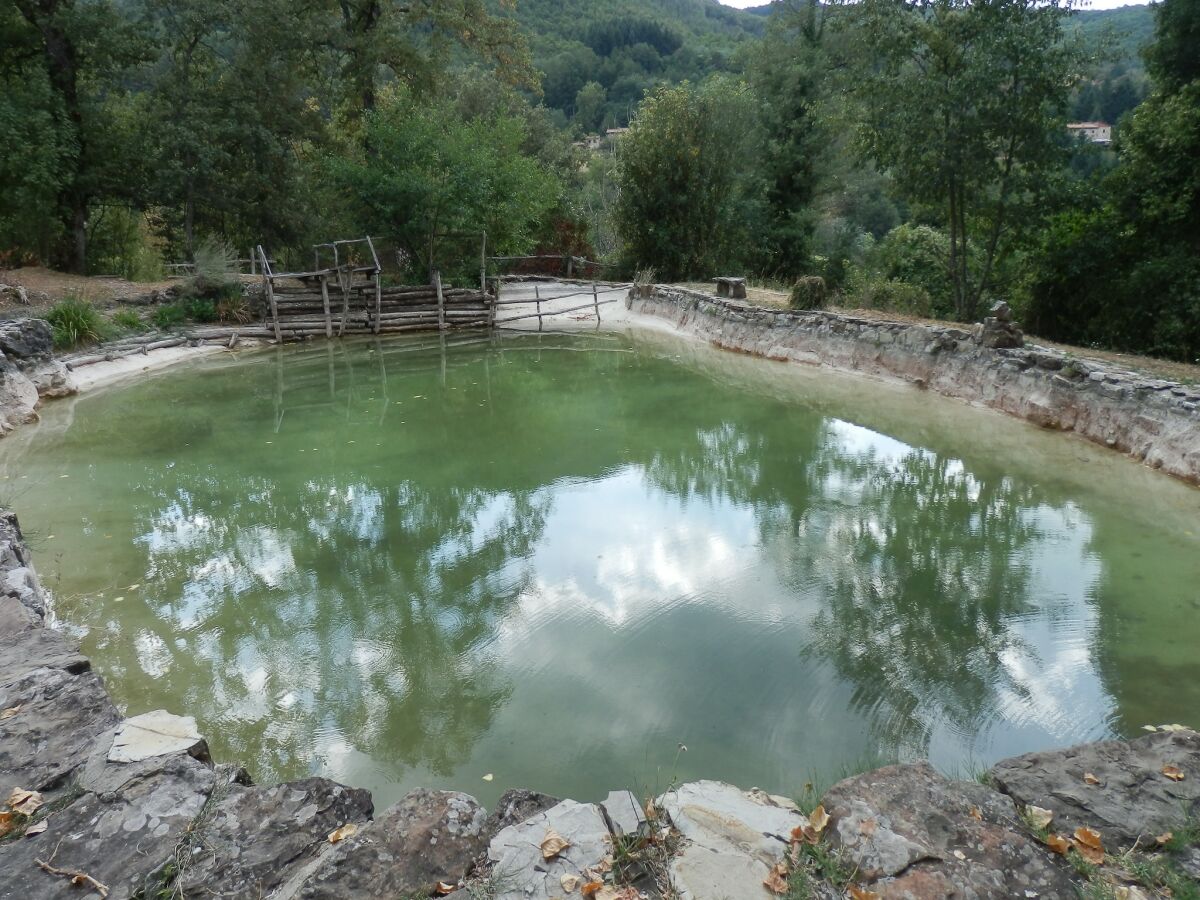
[
  {"left": 791, "top": 824, "right": 820, "bottom": 845},
  {"left": 953, "top": 850, "right": 967, "bottom": 861},
  {"left": 0, "top": 812, "right": 17, "bottom": 839},
  {"left": 561, "top": 874, "right": 581, "bottom": 893},
  {"left": 434, "top": 881, "right": 457, "bottom": 895},
  {"left": 327, "top": 823, "right": 358, "bottom": 844},
  {"left": 7, "top": 788, "right": 43, "bottom": 817},
  {"left": 1083, "top": 773, "right": 1101, "bottom": 785},
  {"left": 858, "top": 818, "right": 878, "bottom": 837},
  {"left": 1026, "top": 806, "right": 1054, "bottom": 831},
  {"left": 809, "top": 804, "right": 831, "bottom": 834},
  {"left": 848, "top": 886, "right": 882, "bottom": 900},
  {"left": 1045, "top": 834, "right": 1070, "bottom": 855},
  {"left": 969, "top": 807, "right": 983, "bottom": 822},
  {"left": 1155, "top": 832, "right": 1174, "bottom": 846},
  {"left": 1161, "top": 765, "right": 1185, "bottom": 782},
  {"left": 611, "top": 890, "right": 640, "bottom": 900},
  {"left": 0, "top": 705, "right": 21, "bottom": 720},
  {"left": 541, "top": 829, "right": 571, "bottom": 860},
  {"left": 24, "top": 820, "right": 47, "bottom": 837},
  {"left": 580, "top": 881, "right": 603, "bottom": 898},
  {"left": 763, "top": 862, "right": 789, "bottom": 895},
  {"left": 1072, "top": 827, "right": 1105, "bottom": 864}
]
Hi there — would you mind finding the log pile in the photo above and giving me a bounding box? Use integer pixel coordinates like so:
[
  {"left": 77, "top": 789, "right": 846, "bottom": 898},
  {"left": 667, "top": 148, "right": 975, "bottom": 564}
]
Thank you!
[{"left": 264, "top": 282, "right": 493, "bottom": 338}]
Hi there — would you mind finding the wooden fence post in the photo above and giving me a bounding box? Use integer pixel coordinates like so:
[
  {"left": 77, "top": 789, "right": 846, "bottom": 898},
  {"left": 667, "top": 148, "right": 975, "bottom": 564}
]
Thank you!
[
  {"left": 480, "top": 231, "right": 487, "bottom": 294},
  {"left": 320, "top": 274, "right": 333, "bottom": 339},
  {"left": 435, "top": 270, "right": 446, "bottom": 332},
  {"left": 535, "top": 284, "right": 542, "bottom": 332},
  {"left": 592, "top": 282, "right": 601, "bottom": 325}
]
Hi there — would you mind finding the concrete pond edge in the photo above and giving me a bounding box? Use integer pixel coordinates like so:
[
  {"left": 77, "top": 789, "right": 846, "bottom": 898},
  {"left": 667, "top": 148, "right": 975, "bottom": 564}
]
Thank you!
[{"left": 1, "top": 511, "right": 1198, "bottom": 898}]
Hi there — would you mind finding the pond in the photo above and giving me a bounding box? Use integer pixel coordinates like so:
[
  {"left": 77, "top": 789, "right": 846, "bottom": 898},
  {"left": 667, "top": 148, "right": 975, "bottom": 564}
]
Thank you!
[{"left": 2, "top": 331, "right": 1198, "bottom": 809}]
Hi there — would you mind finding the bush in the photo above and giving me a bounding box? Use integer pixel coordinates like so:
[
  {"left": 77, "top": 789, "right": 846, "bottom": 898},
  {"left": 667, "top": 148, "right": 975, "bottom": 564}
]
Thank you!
[
  {"left": 111, "top": 308, "right": 147, "bottom": 333},
  {"left": 153, "top": 304, "right": 187, "bottom": 329},
  {"left": 46, "top": 297, "right": 108, "bottom": 349},
  {"left": 180, "top": 237, "right": 239, "bottom": 299},
  {"left": 184, "top": 298, "right": 218, "bottom": 323},
  {"left": 872, "top": 224, "right": 954, "bottom": 317},
  {"left": 789, "top": 276, "right": 828, "bottom": 310},
  {"left": 847, "top": 277, "right": 934, "bottom": 317}
]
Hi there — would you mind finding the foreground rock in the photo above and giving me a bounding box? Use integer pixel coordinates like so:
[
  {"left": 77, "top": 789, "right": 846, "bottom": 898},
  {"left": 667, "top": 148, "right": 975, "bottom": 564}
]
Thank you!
[
  {"left": 823, "top": 761, "right": 1077, "bottom": 898},
  {"left": 488, "top": 799, "right": 613, "bottom": 900},
  {"left": 660, "top": 781, "right": 807, "bottom": 900},
  {"left": 296, "top": 789, "right": 487, "bottom": 898},
  {"left": 0, "top": 318, "right": 76, "bottom": 434},
  {"left": 991, "top": 729, "right": 1200, "bottom": 849}
]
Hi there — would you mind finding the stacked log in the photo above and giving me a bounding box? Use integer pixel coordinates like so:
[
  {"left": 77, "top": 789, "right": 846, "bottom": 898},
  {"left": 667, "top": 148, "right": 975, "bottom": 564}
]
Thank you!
[{"left": 265, "top": 284, "right": 492, "bottom": 336}]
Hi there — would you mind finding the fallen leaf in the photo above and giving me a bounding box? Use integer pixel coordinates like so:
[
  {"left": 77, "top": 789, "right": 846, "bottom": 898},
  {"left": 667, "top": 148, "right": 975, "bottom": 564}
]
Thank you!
[
  {"left": 327, "top": 823, "right": 358, "bottom": 844},
  {"left": 809, "top": 804, "right": 830, "bottom": 834},
  {"left": 24, "top": 820, "right": 47, "bottom": 837},
  {"left": 1162, "top": 765, "right": 1185, "bottom": 782},
  {"left": 434, "top": 882, "right": 457, "bottom": 896},
  {"left": 763, "top": 862, "right": 789, "bottom": 895},
  {"left": 579, "top": 882, "right": 603, "bottom": 898},
  {"left": 481, "top": 773, "right": 494, "bottom": 782},
  {"left": 0, "top": 811, "right": 17, "bottom": 839},
  {"left": 1142, "top": 725, "right": 1159, "bottom": 733},
  {"left": 1159, "top": 724, "right": 1189, "bottom": 732},
  {"left": 0, "top": 705, "right": 21, "bottom": 720},
  {"left": 561, "top": 874, "right": 581, "bottom": 893},
  {"left": 7, "top": 788, "right": 43, "bottom": 816},
  {"left": 1045, "top": 834, "right": 1070, "bottom": 855},
  {"left": 969, "top": 807, "right": 983, "bottom": 821},
  {"left": 953, "top": 849, "right": 967, "bottom": 860},
  {"left": 858, "top": 818, "right": 878, "bottom": 837},
  {"left": 1083, "top": 773, "right": 1100, "bottom": 785},
  {"left": 1115, "top": 887, "right": 1151, "bottom": 900},
  {"left": 1072, "top": 827, "right": 1105, "bottom": 864},
  {"left": 541, "top": 829, "right": 571, "bottom": 860},
  {"left": 848, "top": 886, "right": 882, "bottom": 900},
  {"left": 791, "top": 824, "right": 820, "bottom": 845},
  {"left": 1155, "top": 832, "right": 1174, "bottom": 846},
  {"left": 1026, "top": 806, "right": 1054, "bottom": 831}
]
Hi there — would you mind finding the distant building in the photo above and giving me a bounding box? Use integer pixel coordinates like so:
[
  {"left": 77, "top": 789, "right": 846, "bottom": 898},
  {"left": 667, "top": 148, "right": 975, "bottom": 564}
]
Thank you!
[
  {"left": 605, "top": 127, "right": 630, "bottom": 140},
  {"left": 1067, "top": 122, "right": 1112, "bottom": 145}
]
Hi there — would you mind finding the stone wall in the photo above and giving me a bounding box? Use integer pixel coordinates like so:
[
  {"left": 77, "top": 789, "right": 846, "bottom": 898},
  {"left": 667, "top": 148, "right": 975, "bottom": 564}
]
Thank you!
[{"left": 629, "top": 287, "right": 1200, "bottom": 486}]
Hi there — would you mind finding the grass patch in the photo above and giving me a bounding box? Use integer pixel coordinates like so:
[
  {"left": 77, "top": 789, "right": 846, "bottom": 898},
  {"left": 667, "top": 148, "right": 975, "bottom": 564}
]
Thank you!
[
  {"left": 153, "top": 304, "right": 187, "bottom": 329},
  {"left": 46, "top": 296, "right": 109, "bottom": 349},
  {"left": 111, "top": 308, "right": 148, "bottom": 333}
]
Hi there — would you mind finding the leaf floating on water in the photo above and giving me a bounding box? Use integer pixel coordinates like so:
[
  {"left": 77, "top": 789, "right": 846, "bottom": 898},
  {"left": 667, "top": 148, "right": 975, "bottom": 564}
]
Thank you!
[
  {"left": 763, "top": 862, "right": 789, "bottom": 895},
  {"left": 1142, "top": 725, "right": 1159, "bottom": 733},
  {"left": 809, "top": 804, "right": 830, "bottom": 835},
  {"left": 1083, "top": 773, "right": 1100, "bottom": 785},
  {"left": 1071, "top": 827, "right": 1105, "bottom": 864},
  {"left": 1159, "top": 724, "right": 1189, "bottom": 732},
  {"left": 434, "top": 881, "right": 457, "bottom": 895},
  {"left": 541, "top": 829, "right": 571, "bottom": 860},
  {"left": 0, "top": 705, "right": 22, "bottom": 720},
  {"left": 1044, "top": 834, "right": 1070, "bottom": 855},
  {"left": 327, "top": 823, "right": 358, "bottom": 844},
  {"left": 848, "top": 886, "right": 882, "bottom": 900},
  {"left": 1162, "top": 764, "right": 1185, "bottom": 782},
  {"left": 560, "top": 874, "right": 580, "bottom": 893},
  {"left": 481, "top": 773, "right": 494, "bottom": 782},
  {"left": 1026, "top": 806, "right": 1054, "bottom": 831}
]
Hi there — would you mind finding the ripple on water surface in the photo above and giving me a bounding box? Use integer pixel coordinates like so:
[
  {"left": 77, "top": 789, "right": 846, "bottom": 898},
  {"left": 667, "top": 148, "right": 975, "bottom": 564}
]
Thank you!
[{"left": 3, "top": 331, "right": 1199, "bottom": 808}]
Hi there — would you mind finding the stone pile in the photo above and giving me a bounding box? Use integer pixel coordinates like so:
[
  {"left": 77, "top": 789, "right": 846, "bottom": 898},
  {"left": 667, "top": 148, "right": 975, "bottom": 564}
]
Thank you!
[
  {"left": 0, "top": 318, "right": 75, "bottom": 434},
  {"left": 1, "top": 510, "right": 1198, "bottom": 898},
  {"left": 975, "top": 300, "right": 1025, "bottom": 349}
]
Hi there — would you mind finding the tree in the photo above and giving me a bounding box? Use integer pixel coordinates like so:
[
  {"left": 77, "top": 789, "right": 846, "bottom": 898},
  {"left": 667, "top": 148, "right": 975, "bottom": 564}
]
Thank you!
[
  {"left": 573, "top": 81, "right": 607, "bottom": 133},
  {"left": 614, "top": 77, "right": 765, "bottom": 280},
  {"left": 834, "top": 0, "right": 1085, "bottom": 321}
]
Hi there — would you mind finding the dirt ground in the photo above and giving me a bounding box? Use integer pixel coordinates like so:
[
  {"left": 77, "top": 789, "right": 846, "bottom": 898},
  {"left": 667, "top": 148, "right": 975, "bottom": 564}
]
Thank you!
[
  {"left": 676, "top": 281, "right": 1200, "bottom": 386},
  {"left": 0, "top": 266, "right": 177, "bottom": 319}
]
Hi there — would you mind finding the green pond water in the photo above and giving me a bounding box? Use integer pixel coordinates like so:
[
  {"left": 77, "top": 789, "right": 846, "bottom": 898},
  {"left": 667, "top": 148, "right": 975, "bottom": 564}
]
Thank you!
[{"left": 3, "top": 331, "right": 1199, "bottom": 809}]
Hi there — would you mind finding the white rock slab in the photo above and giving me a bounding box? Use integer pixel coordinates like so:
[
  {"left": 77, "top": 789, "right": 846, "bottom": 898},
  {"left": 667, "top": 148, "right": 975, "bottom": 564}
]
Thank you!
[
  {"left": 659, "top": 780, "right": 806, "bottom": 866},
  {"left": 601, "top": 789, "right": 646, "bottom": 837},
  {"left": 108, "top": 709, "right": 204, "bottom": 763},
  {"left": 669, "top": 841, "right": 776, "bottom": 900},
  {"left": 487, "top": 799, "right": 612, "bottom": 900}
]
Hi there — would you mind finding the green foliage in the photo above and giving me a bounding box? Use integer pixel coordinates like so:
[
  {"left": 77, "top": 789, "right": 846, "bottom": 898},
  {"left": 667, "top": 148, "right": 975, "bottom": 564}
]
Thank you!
[
  {"left": 847, "top": 276, "right": 935, "bottom": 318},
  {"left": 872, "top": 224, "right": 954, "bottom": 318},
  {"left": 46, "top": 297, "right": 109, "bottom": 349},
  {"left": 332, "top": 85, "right": 562, "bottom": 282},
  {"left": 180, "top": 237, "right": 239, "bottom": 299},
  {"left": 615, "top": 77, "right": 766, "bottom": 280},
  {"left": 184, "top": 298, "right": 218, "bottom": 323},
  {"left": 111, "top": 309, "right": 148, "bottom": 333},
  {"left": 153, "top": 304, "right": 187, "bottom": 329},
  {"left": 790, "top": 277, "right": 827, "bottom": 311},
  {"left": 833, "top": 0, "right": 1086, "bottom": 321}
]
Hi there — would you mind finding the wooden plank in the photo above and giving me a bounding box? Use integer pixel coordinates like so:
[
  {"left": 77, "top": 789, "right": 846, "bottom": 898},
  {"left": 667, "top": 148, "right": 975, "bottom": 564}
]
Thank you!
[
  {"left": 320, "top": 275, "right": 332, "bottom": 338},
  {"left": 435, "top": 270, "right": 446, "bottom": 331}
]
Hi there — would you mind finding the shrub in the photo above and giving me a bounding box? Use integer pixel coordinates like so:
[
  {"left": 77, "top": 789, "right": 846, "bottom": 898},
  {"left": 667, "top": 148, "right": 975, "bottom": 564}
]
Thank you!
[
  {"left": 153, "top": 303, "right": 187, "bottom": 329},
  {"left": 873, "top": 224, "right": 954, "bottom": 317},
  {"left": 46, "top": 297, "right": 108, "bottom": 349},
  {"left": 111, "top": 308, "right": 147, "bottom": 333},
  {"left": 848, "top": 277, "right": 934, "bottom": 317},
  {"left": 181, "top": 237, "right": 240, "bottom": 299},
  {"left": 789, "top": 276, "right": 828, "bottom": 310},
  {"left": 184, "top": 298, "right": 218, "bottom": 323},
  {"left": 216, "top": 294, "right": 252, "bottom": 324}
]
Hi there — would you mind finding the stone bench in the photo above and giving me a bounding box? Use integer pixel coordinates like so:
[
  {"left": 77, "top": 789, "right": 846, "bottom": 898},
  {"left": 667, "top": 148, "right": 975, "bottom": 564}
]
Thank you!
[{"left": 714, "top": 276, "right": 747, "bottom": 300}]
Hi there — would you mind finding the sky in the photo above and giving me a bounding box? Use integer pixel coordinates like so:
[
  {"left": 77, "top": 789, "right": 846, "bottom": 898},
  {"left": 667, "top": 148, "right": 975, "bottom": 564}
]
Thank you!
[{"left": 717, "top": 0, "right": 1150, "bottom": 8}]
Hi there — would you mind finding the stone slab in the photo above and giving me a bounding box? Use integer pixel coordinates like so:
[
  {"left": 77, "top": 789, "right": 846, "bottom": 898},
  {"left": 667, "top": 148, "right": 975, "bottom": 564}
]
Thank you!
[
  {"left": 108, "top": 709, "right": 206, "bottom": 763},
  {"left": 659, "top": 780, "right": 805, "bottom": 866},
  {"left": 601, "top": 789, "right": 647, "bottom": 837},
  {"left": 297, "top": 789, "right": 487, "bottom": 898},
  {"left": 669, "top": 841, "right": 776, "bottom": 900},
  {"left": 178, "top": 777, "right": 373, "bottom": 898},
  {"left": 487, "top": 799, "right": 612, "bottom": 900},
  {"left": 0, "top": 753, "right": 216, "bottom": 900},
  {"left": 823, "top": 761, "right": 1076, "bottom": 898},
  {"left": 0, "top": 627, "right": 90, "bottom": 685},
  {"left": 991, "top": 729, "right": 1200, "bottom": 849}
]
